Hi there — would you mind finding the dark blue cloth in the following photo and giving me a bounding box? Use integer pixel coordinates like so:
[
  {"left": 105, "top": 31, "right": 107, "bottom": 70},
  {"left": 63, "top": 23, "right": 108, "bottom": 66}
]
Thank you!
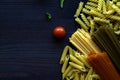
[{"left": 0, "top": 0, "right": 86, "bottom": 80}]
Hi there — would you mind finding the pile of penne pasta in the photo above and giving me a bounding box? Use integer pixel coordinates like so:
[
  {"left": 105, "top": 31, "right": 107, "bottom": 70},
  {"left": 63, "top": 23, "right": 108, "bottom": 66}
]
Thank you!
[{"left": 60, "top": 45, "right": 100, "bottom": 80}]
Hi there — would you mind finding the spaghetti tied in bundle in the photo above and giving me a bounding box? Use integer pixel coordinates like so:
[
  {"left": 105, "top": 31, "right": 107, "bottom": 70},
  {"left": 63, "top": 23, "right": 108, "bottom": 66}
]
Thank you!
[{"left": 87, "top": 51, "right": 120, "bottom": 80}]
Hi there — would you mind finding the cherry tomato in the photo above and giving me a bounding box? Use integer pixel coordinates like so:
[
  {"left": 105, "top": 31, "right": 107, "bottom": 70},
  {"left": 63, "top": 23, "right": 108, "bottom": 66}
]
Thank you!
[{"left": 53, "top": 26, "right": 66, "bottom": 38}]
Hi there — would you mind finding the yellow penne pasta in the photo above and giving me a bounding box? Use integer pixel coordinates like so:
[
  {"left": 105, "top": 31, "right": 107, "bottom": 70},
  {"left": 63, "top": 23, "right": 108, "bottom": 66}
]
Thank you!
[
  {"left": 75, "top": 52, "right": 91, "bottom": 68},
  {"left": 70, "top": 54, "right": 84, "bottom": 66},
  {"left": 67, "top": 69, "right": 73, "bottom": 77},
  {"left": 72, "top": 69, "right": 81, "bottom": 73},
  {"left": 74, "top": 2, "right": 84, "bottom": 17},
  {"left": 80, "top": 73, "right": 85, "bottom": 80},
  {"left": 91, "top": 74, "right": 101, "bottom": 79},
  {"left": 115, "top": 30, "right": 120, "bottom": 35},
  {"left": 62, "top": 66, "right": 72, "bottom": 79},
  {"left": 61, "top": 55, "right": 69, "bottom": 73},
  {"left": 69, "top": 62, "right": 87, "bottom": 72},
  {"left": 66, "top": 77, "right": 70, "bottom": 80},
  {"left": 74, "top": 72, "right": 79, "bottom": 80},
  {"left": 60, "top": 45, "right": 69, "bottom": 64},
  {"left": 81, "top": 55, "right": 91, "bottom": 68},
  {"left": 85, "top": 68, "right": 93, "bottom": 80},
  {"left": 69, "top": 73, "right": 75, "bottom": 79},
  {"left": 68, "top": 46, "right": 74, "bottom": 55}
]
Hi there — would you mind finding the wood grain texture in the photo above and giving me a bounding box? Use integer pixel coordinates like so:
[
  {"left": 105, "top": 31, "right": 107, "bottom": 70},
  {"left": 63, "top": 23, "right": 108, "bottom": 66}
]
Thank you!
[{"left": 0, "top": 0, "right": 83, "bottom": 80}]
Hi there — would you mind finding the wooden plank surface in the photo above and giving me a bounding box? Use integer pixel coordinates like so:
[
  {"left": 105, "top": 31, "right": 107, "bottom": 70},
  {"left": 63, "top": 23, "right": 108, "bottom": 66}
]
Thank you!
[{"left": 0, "top": 0, "right": 83, "bottom": 79}]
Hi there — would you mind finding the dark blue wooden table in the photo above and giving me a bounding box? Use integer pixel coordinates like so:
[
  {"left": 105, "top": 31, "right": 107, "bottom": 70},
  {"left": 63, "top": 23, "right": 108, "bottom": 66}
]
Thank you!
[{"left": 0, "top": 0, "right": 85, "bottom": 80}]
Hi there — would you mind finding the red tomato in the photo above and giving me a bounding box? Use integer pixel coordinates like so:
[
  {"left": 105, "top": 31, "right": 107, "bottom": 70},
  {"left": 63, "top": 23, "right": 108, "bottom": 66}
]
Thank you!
[{"left": 53, "top": 26, "right": 66, "bottom": 38}]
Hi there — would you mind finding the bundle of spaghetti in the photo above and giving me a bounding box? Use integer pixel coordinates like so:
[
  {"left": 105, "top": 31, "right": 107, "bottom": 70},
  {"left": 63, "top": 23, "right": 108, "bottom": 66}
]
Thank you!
[
  {"left": 87, "top": 51, "right": 120, "bottom": 80},
  {"left": 69, "top": 28, "right": 101, "bottom": 55},
  {"left": 92, "top": 27, "right": 120, "bottom": 72}
]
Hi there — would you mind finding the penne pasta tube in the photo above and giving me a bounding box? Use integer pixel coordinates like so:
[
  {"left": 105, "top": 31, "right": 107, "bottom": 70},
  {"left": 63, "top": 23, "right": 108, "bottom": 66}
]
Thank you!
[
  {"left": 67, "top": 69, "right": 73, "bottom": 77},
  {"left": 74, "top": 72, "right": 79, "bottom": 80},
  {"left": 70, "top": 54, "right": 84, "bottom": 66},
  {"left": 91, "top": 74, "right": 101, "bottom": 79},
  {"left": 68, "top": 46, "right": 74, "bottom": 55},
  {"left": 85, "top": 68, "right": 93, "bottom": 80},
  {"left": 66, "top": 77, "right": 70, "bottom": 80},
  {"left": 69, "top": 73, "right": 75, "bottom": 79},
  {"left": 69, "top": 62, "right": 87, "bottom": 72},
  {"left": 61, "top": 55, "right": 69, "bottom": 73},
  {"left": 60, "top": 45, "right": 69, "bottom": 64},
  {"left": 75, "top": 52, "right": 91, "bottom": 68},
  {"left": 62, "top": 66, "right": 72, "bottom": 79},
  {"left": 80, "top": 73, "right": 85, "bottom": 80}
]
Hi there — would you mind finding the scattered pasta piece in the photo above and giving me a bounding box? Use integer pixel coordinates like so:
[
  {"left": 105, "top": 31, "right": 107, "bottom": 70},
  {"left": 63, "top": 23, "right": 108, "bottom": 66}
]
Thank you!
[
  {"left": 74, "top": 2, "right": 84, "bottom": 17},
  {"left": 60, "top": 45, "right": 69, "bottom": 64}
]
